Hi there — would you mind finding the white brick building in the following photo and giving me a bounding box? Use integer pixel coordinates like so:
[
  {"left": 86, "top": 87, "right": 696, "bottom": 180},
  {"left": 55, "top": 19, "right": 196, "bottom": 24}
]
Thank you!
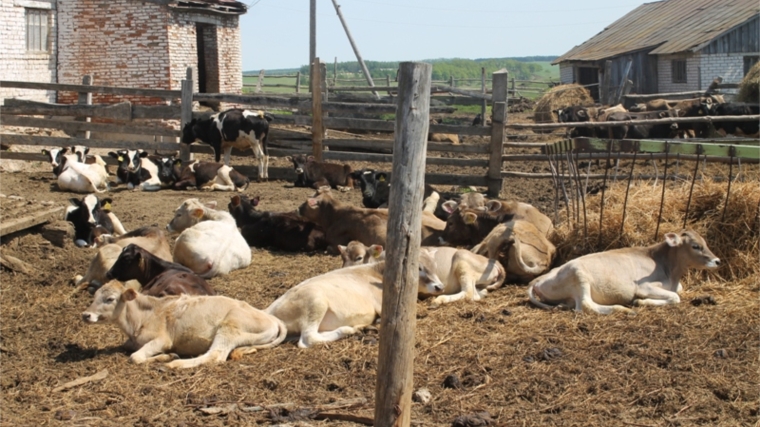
[
  {"left": 1, "top": 0, "right": 246, "bottom": 106},
  {"left": 553, "top": 0, "right": 759, "bottom": 101}
]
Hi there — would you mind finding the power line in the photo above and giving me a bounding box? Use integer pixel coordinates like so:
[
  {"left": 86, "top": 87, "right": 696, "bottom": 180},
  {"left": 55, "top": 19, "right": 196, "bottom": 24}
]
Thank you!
[{"left": 343, "top": 0, "right": 644, "bottom": 14}]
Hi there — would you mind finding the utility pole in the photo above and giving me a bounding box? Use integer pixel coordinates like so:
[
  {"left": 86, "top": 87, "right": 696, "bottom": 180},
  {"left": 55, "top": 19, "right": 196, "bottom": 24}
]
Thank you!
[
  {"left": 310, "top": 0, "right": 316, "bottom": 68},
  {"left": 330, "top": 0, "right": 379, "bottom": 99}
]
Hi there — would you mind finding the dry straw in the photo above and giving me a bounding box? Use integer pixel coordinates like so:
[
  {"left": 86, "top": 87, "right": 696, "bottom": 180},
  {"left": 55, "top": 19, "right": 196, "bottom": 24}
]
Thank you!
[
  {"left": 533, "top": 83, "right": 595, "bottom": 124},
  {"left": 737, "top": 60, "right": 759, "bottom": 103},
  {"left": 551, "top": 178, "right": 759, "bottom": 285}
]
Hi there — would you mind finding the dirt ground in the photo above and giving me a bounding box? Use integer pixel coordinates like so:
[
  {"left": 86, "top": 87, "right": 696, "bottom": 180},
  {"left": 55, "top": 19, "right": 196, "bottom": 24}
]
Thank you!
[{"left": 0, "top": 120, "right": 758, "bottom": 426}]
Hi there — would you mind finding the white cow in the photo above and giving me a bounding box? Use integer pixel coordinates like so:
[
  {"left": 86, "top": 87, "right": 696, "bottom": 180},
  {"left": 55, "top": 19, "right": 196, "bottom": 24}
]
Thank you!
[
  {"left": 527, "top": 230, "right": 720, "bottom": 314},
  {"left": 82, "top": 281, "right": 286, "bottom": 368},
  {"left": 167, "top": 198, "right": 251, "bottom": 278},
  {"left": 57, "top": 152, "right": 110, "bottom": 193},
  {"left": 266, "top": 252, "right": 445, "bottom": 348}
]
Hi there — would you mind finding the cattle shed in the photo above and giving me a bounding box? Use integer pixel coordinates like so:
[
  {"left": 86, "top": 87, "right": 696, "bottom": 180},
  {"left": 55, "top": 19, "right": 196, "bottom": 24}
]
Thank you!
[
  {"left": 553, "top": 0, "right": 760, "bottom": 102},
  {"left": 0, "top": 0, "right": 247, "bottom": 105}
]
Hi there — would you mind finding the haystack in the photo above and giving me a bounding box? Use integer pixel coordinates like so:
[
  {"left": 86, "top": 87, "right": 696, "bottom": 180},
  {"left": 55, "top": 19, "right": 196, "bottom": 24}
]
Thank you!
[
  {"left": 552, "top": 178, "right": 759, "bottom": 286},
  {"left": 737, "top": 61, "right": 760, "bottom": 103},
  {"left": 533, "top": 83, "right": 594, "bottom": 124}
]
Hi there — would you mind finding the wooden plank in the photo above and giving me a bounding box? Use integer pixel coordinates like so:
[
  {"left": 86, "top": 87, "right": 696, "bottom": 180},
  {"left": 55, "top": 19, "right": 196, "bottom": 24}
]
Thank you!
[
  {"left": 429, "top": 123, "right": 491, "bottom": 136},
  {"left": 274, "top": 138, "right": 489, "bottom": 154},
  {"left": 0, "top": 80, "right": 180, "bottom": 99},
  {"left": 324, "top": 117, "right": 394, "bottom": 132},
  {"left": 0, "top": 206, "right": 65, "bottom": 237},
  {"left": 2, "top": 99, "right": 132, "bottom": 120},
  {"left": 192, "top": 93, "right": 301, "bottom": 108},
  {"left": 623, "top": 91, "right": 707, "bottom": 101},
  {"left": 303, "top": 101, "right": 455, "bottom": 115},
  {"left": 0, "top": 134, "right": 180, "bottom": 151},
  {"left": 425, "top": 173, "right": 488, "bottom": 187},
  {"left": 0, "top": 115, "right": 179, "bottom": 137},
  {"left": 567, "top": 138, "right": 760, "bottom": 160},
  {"left": 75, "top": 75, "right": 93, "bottom": 139},
  {"left": 132, "top": 104, "right": 181, "bottom": 120},
  {"left": 508, "top": 114, "right": 760, "bottom": 129},
  {"left": 488, "top": 70, "right": 508, "bottom": 197},
  {"left": 502, "top": 152, "right": 759, "bottom": 164}
]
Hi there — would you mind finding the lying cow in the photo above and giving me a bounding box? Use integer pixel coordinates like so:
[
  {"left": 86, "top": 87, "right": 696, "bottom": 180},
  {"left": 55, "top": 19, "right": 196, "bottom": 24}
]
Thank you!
[
  {"left": 265, "top": 252, "right": 445, "bottom": 348},
  {"left": 228, "top": 195, "right": 327, "bottom": 252},
  {"left": 173, "top": 160, "right": 250, "bottom": 192},
  {"left": 527, "top": 230, "right": 720, "bottom": 314},
  {"left": 340, "top": 242, "right": 506, "bottom": 307},
  {"left": 605, "top": 109, "right": 680, "bottom": 139},
  {"left": 108, "top": 150, "right": 175, "bottom": 191},
  {"left": 702, "top": 102, "right": 760, "bottom": 137},
  {"left": 65, "top": 195, "right": 127, "bottom": 247},
  {"left": 73, "top": 226, "right": 172, "bottom": 293},
  {"left": 106, "top": 243, "right": 216, "bottom": 296},
  {"left": 168, "top": 198, "right": 251, "bottom": 278},
  {"left": 288, "top": 154, "right": 354, "bottom": 191},
  {"left": 352, "top": 169, "right": 390, "bottom": 208},
  {"left": 42, "top": 146, "right": 100, "bottom": 177},
  {"left": 181, "top": 108, "right": 273, "bottom": 181},
  {"left": 482, "top": 200, "right": 553, "bottom": 236},
  {"left": 471, "top": 220, "right": 556, "bottom": 283},
  {"left": 82, "top": 280, "right": 287, "bottom": 368},
  {"left": 56, "top": 151, "right": 110, "bottom": 193}
]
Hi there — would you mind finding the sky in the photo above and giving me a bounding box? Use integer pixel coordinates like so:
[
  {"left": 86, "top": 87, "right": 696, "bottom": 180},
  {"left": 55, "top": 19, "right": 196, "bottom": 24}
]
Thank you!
[{"left": 239, "top": 0, "right": 652, "bottom": 71}]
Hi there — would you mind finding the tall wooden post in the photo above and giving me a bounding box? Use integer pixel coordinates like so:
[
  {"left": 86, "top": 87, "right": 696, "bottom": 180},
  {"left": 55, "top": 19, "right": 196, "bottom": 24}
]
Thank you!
[
  {"left": 309, "top": 0, "right": 316, "bottom": 68},
  {"left": 480, "top": 67, "right": 487, "bottom": 127},
  {"left": 601, "top": 60, "right": 612, "bottom": 105},
  {"left": 333, "top": 56, "right": 338, "bottom": 87},
  {"left": 487, "top": 69, "right": 508, "bottom": 197},
  {"left": 75, "top": 75, "right": 93, "bottom": 139},
  {"left": 180, "top": 67, "right": 194, "bottom": 163},
  {"left": 256, "top": 69, "right": 265, "bottom": 93},
  {"left": 374, "top": 61, "right": 432, "bottom": 427},
  {"left": 295, "top": 71, "right": 301, "bottom": 94},
  {"left": 311, "top": 58, "right": 324, "bottom": 161}
]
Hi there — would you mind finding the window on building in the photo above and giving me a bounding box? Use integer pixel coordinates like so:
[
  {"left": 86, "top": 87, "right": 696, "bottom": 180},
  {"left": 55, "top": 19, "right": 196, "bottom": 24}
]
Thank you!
[
  {"left": 744, "top": 56, "right": 759, "bottom": 76},
  {"left": 26, "top": 8, "right": 49, "bottom": 53},
  {"left": 671, "top": 60, "right": 687, "bottom": 83}
]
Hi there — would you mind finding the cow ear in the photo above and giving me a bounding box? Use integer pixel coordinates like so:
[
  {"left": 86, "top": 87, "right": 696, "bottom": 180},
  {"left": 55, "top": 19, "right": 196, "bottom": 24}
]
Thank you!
[
  {"left": 173, "top": 158, "right": 183, "bottom": 166},
  {"left": 286, "top": 156, "right": 292, "bottom": 162},
  {"left": 122, "top": 288, "right": 138, "bottom": 302},
  {"left": 441, "top": 200, "right": 459, "bottom": 214},
  {"left": 138, "top": 151, "right": 149, "bottom": 158},
  {"left": 41, "top": 149, "right": 49, "bottom": 155},
  {"left": 192, "top": 208, "right": 205, "bottom": 218},
  {"left": 69, "top": 198, "right": 81, "bottom": 206},
  {"left": 664, "top": 232, "right": 681, "bottom": 247},
  {"left": 61, "top": 147, "right": 68, "bottom": 154},
  {"left": 486, "top": 200, "right": 501, "bottom": 212},
  {"left": 463, "top": 212, "right": 478, "bottom": 225},
  {"left": 370, "top": 245, "right": 384, "bottom": 258},
  {"left": 307, "top": 155, "right": 315, "bottom": 162},
  {"left": 337, "top": 245, "right": 347, "bottom": 256},
  {"left": 100, "top": 198, "right": 113, "bottom": 211},
  {"left": 577, "top": 109, "right": 587, "bottom": 118},
  {"left": 108, "top": 151, "right": 119, "bottom": 158},
  {"left": 230, "top": 195, "right": 241, "bottom": 207},
  {"left": 306, "top": 197, "right": 319, "bottom": 208},
  {"left": 205, "top": 201, "right": 218, "bottom": 210},
  {"left": 252, "top": 196, "right": 261, "bottom": 206},
  {"left": 377, "top": 173, "right": 387, "bottom": 182}
]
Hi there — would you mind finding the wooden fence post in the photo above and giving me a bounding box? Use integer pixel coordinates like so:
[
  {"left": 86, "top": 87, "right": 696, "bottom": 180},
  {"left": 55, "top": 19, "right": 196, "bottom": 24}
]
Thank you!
[
  {"left": 311, "top": 58, "right": 323, "bottom": 161},
  {"left": 374, "top": 61, "right": 432, "bottom": 427},
  {"left": 333, "top": 56, "right": 338, "bottom": 87},
  {"left": 449, "top": 75, "right": 454, "bottom": 88},
  {"left": 75, "top": 75, "right": 93, "bottom": 139},
  {"left": 481, "top": 67, "right": 487, "bottom": 127},
  {"left": 296, "top": 71, "right": 301, "bottom": 94},
  {"left": 180, "top": 67, "right": 194, "bottom": 162},
  {"left": 601, "top": 60, "right": 612, "bottom": 105},
  {"left": 256, "top": 69, "right": 265, "bottom": 93},
  {"left": 488, "top": 70, "right": 508, "bottom": 197}
]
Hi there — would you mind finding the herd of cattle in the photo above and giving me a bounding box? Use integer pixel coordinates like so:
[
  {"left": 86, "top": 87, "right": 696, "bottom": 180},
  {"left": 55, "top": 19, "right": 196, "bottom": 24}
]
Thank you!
[
  {"left": 554, "top": 94, "right": 759, "bottom": 139},
  {"left": 30, "top": 107, "right": 722, "bottom": 368}
]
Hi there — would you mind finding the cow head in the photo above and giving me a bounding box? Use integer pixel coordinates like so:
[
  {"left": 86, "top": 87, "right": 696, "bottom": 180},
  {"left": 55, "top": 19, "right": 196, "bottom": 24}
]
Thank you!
[
  {"left": 65, "top": 195, "right": 111, "bottom": 247},
  {"left": 288, "top": 154, "right": 308, "bottom": 175},
  {"left": 105, "top": 244, "right": 146, "bottom": 282},
  {"left": 109, "top": 150, "right": 147, "bottom": 173},
  {"left": 82, "top": 280, "right": 136, "bottom": 324},
  {"left": 150, "top": 156, "right": 181, "bottom": 185},
  {"left": 666, "top": 229, "right": 720, "bottom": 270},
  {"left": 297, "top": 187, "right": 335, "bottom": 222},
  {"left": 338, "top": 241, "right": 385, "bottom": 268},
  {"left": 439, "top": 205, "right": 482, "bottom": 247},
  {"left": 167, "top": 198, "right": 218, "bottom": 234},
  {"left": 42, "top": 147, "right": 68, "bottom": 175},
  {"left": 417, "top": 250, "right": 445, "bottom": 296},
  {"left": 180, "top": 119, "right": 200, "bottom": 144},
  {"left": 71, "top": 145, "right": 90, "bottom": 163},
  {"left": 228, "top": 194, "right": 261, "bottom": 226},
  {"left": 352, "top": 169, "right": 389, "bottom": 200}
]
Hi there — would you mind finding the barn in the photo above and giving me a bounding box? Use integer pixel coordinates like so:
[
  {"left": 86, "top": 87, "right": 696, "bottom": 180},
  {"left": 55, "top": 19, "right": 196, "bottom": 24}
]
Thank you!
[
  {"left": 553, "top": 0, "right": 759, "bottom": 101},
  {"left": 0, "top": 0, "right": 247, "bottom": 105}
]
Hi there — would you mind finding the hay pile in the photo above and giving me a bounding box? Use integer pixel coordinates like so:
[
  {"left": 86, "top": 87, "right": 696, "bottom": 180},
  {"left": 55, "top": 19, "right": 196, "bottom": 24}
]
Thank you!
[
  {"left": 737, "top": 61, "right": 760, "bottom": 103},
  {"left": 552, "top": 178, "right": 759, "bottom": 286},
  {"left": 533, "top": 83, "right": 594, "bottom": 123}
]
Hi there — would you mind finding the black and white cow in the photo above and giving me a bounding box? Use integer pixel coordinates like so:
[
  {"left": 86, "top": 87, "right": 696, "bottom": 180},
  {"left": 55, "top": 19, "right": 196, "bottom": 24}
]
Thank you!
[
  {"left": 65, "top": 194, "right": 127, "bottom": 247},
  {"left": 172, "top": 160, "right": 250, "bottom": 192},
  {"left": 352, "top": 169, "right": 390, "bottom": 209},
  {"left": 41, "top": 147, "right": 70, "bottom": 176},
  {"left": 702, "top": 102, "right": 760, "bottom": 137},
  {"left": 108, "top": 150, "right": 175, "bottom": 191},
  {"left": 180, "top": 108, "right": 273, "bottom": 181}
]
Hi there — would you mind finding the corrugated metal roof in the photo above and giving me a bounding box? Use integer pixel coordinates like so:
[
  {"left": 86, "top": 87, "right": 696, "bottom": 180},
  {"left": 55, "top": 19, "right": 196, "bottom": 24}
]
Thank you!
[{"left": 553, "top": 0, "right": 759, "bottom": 64}]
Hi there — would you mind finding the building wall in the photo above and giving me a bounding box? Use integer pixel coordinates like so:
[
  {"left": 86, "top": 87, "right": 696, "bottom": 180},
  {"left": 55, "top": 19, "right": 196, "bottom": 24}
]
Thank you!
[
  {"left": 559, "top": 63, "right": 574, "bottom": 84},
  {"left": 0, "top": 0, "right": 57, "bottom": 103},
  {"left": 56, "top": 0, "right": 170, "bottom": 104},
  {"left": 700, "top": 53, "right": 756, "bottom": 90},
  {"left": 656, "top": 53, "right": 701, "bottom": 93}
]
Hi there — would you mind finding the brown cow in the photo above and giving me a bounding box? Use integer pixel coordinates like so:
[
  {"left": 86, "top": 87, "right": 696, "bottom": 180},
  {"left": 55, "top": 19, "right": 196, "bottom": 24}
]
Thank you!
[
  {"left": 106, "top": 244, "right": 216, "bottom": 297},
  {"left": 288, "top": 154, "right": 354, "bottom": 191}
]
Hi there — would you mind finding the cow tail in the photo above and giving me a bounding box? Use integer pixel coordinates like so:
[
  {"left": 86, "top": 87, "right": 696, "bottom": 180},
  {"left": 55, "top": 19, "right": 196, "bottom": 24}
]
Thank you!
[
  {"left": 255, "top": 317, "right": 288, "bottom": 349},
  {"left": 527, "top": 281, "right": 555, "bottom": 310}
]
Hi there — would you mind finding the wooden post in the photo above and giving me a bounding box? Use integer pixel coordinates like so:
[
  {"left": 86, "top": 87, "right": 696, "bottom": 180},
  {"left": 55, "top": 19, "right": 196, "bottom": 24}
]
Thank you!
[
  {"left": 614, "top": 59, "right": 633, "bottom": 104},
  {"left": 310, "top": 0, "right": 316, "bottom": 68},
  {"left": 386, "top": 75, "right": 391, "bottom": 95},
  {"left": 374, "top": 61, "right": 432, "bottom": 427},
  {"left": 488, "top": 69, "right": 508, "bottom": 197},
  {"left": 449, "top": 75, "right": 454, "bottom": 88},
  {"left": 601, "top": 60, "right": 612, "bottom": 105},
  {"left": 321, "top": 61, "right": 329, "bottom": 139},
  {"left": 256, "top": 69, "right": 265, "bottom": 93},
  {"left": 296, "top": 71, "right": 301, "bottom": 94},
  {"left": 330, "top": 0, "right": 379, "bottom": 99},
  {"left": 333, "top": 56, "right": 338, "bottom": 87},
  {"left": 311, "top": 58, "right": 323, "bottom": 161},
  {"left": 75, "top": 75, "right": 93, "bottom": 139},
  {"left": 481, "top": 67, "right": 487, "bottom": 127},
  {"left": 510, "top": 76, "right": 515, "bottom": 97},
  {"left": 180, "top": 67, "right": 194, "bottom": 162}
]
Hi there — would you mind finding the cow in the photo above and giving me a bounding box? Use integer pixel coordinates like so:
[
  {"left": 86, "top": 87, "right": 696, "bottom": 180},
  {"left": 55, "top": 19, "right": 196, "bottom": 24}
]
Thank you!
[
  {"left": 167, "top": 198, "right": 251, "bottom": 278},
  {"left": 65, "top": 194, "right": 127, "bottom": 247},
  {"left": 642, "top": 95, "right": 723, "bottom": 112},
  {"left": 72, "top": 226, "right": 172, "bottom": 294},
  {"left": 228, "top": 194, "right": 328, "bottom": 252},
  {"left": 605, "top": 109, "right": 680, "bottom": 140},
  {"left": 340, "top": 242, "right": 506, "bottom": 307},
  {"left": 180, "top": 108, "right": 273, "bottom": 181},
  {"left": 107, "top": 150, "right": 173, "bottom": 191},
  {"left": 264, "top": 252, "right": 445, "bottom": 348},
  {"left": 297, "top": 187, "right": 445, "bottom": 250},
  {"left": 42, "top": 146, "right": 103, "bottom": 176},
  {"left": 56, "top": 151, "right": 110, "bottom": 193},
  {"left": 472, "top": 114, "right": 482, "bottom": 126},
  {"left": 82, "top": 280, "right": 287, "bottom": 368},
  {"left": 527, "top": 230, "right": 720, "bottom": 314},
  {"left": 351, "top": 169, "right": 390, "bottom": 208},
  {"left": 106, "top": 243, "right": 216, "bottom": 297},
  {"left": 481, "top": 200, "right": 553, "bottom": 236},
  {"left": 288, "top": 154, "right": 354, "bottom": 191},
  {"left": 702, "top": 102, "right": 760, "bottom": 137},
  {"left": 471, "top": 220, "right": 556, "bottom": 283},
  {"left": 555, "top": 105, "right": 596, "bottom": 137},
  {"left": 429, "top": 133, "right": 460, "bottom": 144},
  {"left": 173, "top": 160, "right": 250, "bottom": 192}
]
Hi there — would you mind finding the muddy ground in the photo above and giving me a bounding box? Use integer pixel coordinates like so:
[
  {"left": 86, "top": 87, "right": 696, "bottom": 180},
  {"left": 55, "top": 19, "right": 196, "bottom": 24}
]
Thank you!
[{"left": 0, "top": 121, "right": 758, "bottom": 427}]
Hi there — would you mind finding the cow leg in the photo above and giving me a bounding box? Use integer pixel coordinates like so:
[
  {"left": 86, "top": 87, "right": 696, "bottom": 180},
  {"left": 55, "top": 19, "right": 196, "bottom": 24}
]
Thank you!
[
  {"left": 431, "top": 292, "right": 467, "bottom": 307},
  {"left": 251, "top": 140, "right": 267, "bottom": 181},
  {"left": 299, "top": 325, "right": 360, "bottom": 348},
  {"left": 223, "top": 147, "right": 233, "bottom": 167},
  {"left": 107, "top": 212, "right": 127, "bottom": 236},
  {"left": 139, "top": 181, "right": 162, "bottom": 192},
  {"left": 577, "top": 281, "right": 634, "bottom": 315},
  {"left": 129, "top": 338, "right": 171, "bottom": 364},
  {"left": 208, "top": 166, "right": 236, "bottom": 192},
  {"left": 632, "top": 283, "right": 680, "bottom": 307}
]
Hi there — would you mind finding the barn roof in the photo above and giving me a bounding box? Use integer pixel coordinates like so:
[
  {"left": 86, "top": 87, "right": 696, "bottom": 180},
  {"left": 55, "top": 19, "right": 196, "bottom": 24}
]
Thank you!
[
  {"left": 553, "top": 0, "right": 759, "bottom": 64},
  {"left": 169, "top": 0, "right": 247, "bottom": 15}
]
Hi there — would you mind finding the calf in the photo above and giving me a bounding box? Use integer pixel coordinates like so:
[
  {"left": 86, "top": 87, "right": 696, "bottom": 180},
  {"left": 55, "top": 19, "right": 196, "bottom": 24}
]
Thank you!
[
  {"left": 228, "top": 195, "right": 328, "bottom": 252},
  {"left": 338, "top": 241, "right": 384, "bottom": 267},
  {"left": 528, "top": 230, "right": 720, "bottom": 314},
  {"left": 471, "top": 220, "right": 556, "bottom": 283},
  {"left": 108, "top": 150, "right": 171, "bottom": 191},
  {"left": 605, "top": 109, "right": 680, "bottom": 139},
  {"left": 181, "top": 108, "right": 273, "bottom": 181},
  {"left": 106, "top": 243, "right": 215, "bottom": 296},
  {"left": 173, "top": 160, "right": 250, "bottom": 192},
  {"left": 702, "top": 102, "right": 760, "bottom": 137},
  {"left": 429, "top": 133, "right": 460, "bottom": 144},
  {"left": 82, "top": 281, "right": 287, "bottom": 368},
  {"left": 482, "top": 200, "right": 553, "bottom": 236},
  {"left": 56, "top": 151, "right": 110, "bottom": 193},
  {"left": 555, "top": 105, "right": 596, "bottom": 137},
  {"left": 288, "top": 154, "right": 354, "bottom": 191},
  {"left": 439, "top": 199, "right": 551, "bottom": 246},
  {"left": 42, "top": 146, "right": 101, "bottom": 176},
  {"left": 265, "top": 253, "right": 444, "bottom": 348},
  {"left": 168, "top": 198, "right": 251, "bottom": 278},
  {"left": 65, "top": 195, "right": 127, "bottom": 247},
  {"left": 352, "top": 169, "right": 389, "bottom": 208}
]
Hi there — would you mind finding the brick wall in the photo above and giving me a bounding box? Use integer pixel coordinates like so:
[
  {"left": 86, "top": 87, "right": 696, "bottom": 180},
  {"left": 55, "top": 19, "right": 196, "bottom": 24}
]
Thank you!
[
  {"left": 0, "top": 0, "right": 57, "bottom": 103},
  {"left": 657, "top": 53, "right": 700, "bottom": 93},
  {"left": 700, "top": 53, "right": 754, "bottom": 92}
]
